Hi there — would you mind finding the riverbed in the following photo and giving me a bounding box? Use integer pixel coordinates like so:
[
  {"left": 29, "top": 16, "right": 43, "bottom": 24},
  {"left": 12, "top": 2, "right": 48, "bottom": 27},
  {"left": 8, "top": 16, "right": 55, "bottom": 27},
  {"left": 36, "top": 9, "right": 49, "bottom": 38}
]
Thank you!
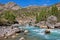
[{"left": 1, "top": 24, "right": 60, "bottom": 40}]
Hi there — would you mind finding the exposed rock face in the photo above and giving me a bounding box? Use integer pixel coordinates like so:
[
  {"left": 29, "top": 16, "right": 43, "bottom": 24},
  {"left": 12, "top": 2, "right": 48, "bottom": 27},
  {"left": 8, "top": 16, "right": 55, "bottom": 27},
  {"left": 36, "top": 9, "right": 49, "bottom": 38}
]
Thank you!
[
  {"left": 4, "top": 2, "right": 16, "bottom": 9},
  {"left": 47, "top": 15, "right": 57, "bottom": 24},
  {"left": 11, "top": 24, "right": 20, "bottom": 27},
  {"left": 34, "top": 15, "right": 59, "bottom": 29},
  {"left": 35, "top": 15, "right": 58, "bottom": 29},
  {"left": 46, "top": 15, "right": 57, "bottom": 28},
  {"left": 0, "top": 4, "right": 4, "bottom": 10},
  {"left": 37, "top": 21, "right": 47, "bottom": 28},
  {"left": 39, "top": 21, "right": 46, "bottom": 25},
  {"left": 11, "top": 6, "right": 20, "bottom": 10},
  {"left": 36, "top": 15, "right": 60, "bottom": 29},
  {"left": 46, "top": 22, "right": 55, "bottom": 29},
  {"left": 0, "top": 26, "right": 20, "bottom": 38},
  {"left": 56, "top": 3, "right": 60, "bottom": 10},
  {"left": 54, "top": 23, "right": 60, "bottom": 28},
  {"left": 0, "top": 2, "right": 21, "bottom": 11},
  {"left": 33, "top": 21, "right": 47, "bottom": 28}
]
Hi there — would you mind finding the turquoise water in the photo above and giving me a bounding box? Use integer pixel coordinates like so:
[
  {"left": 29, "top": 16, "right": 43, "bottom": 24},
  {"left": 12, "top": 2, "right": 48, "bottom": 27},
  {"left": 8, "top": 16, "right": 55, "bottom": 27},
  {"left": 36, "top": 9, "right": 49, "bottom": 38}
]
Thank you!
[
  {"left": 2, "top": 24, "right": 60, "bottom": 40},
  {"left": 19, "top": 25, "right": 60, "bottom": 40}
]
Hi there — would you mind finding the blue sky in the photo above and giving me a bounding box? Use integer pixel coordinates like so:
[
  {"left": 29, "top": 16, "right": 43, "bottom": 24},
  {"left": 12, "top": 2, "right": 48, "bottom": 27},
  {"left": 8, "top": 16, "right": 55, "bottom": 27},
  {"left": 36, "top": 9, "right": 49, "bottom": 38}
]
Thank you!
[{"left": 0, "top": 0, "right": 60, "bottom": 7}]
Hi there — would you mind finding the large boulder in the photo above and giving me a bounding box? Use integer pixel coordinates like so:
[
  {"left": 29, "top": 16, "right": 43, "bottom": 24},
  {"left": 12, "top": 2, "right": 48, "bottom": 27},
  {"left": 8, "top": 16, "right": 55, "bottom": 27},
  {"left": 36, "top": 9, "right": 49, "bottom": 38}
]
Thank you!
[
  {"left": 34, "top": 21, "right": 47, "bottom": 28},
  {"left": 47, "top": 15, "right": 57, "bottom": 24},
  {"left": 39, "top": 21, "right": 47, "bottom": 28},
  {"left": 46, "top": 22, "right": 55, "bottom": 29},
  {"left": 46, "top": 15, "right": 57, "bottom": 28},
  {"left": 45, "top": 29, "right": 50, "bottom": 34},
  {"left": 0, "top": 26, "right": 20, "bottom": 38},
  {"left": 54, "top": 23, "right": 60, "bottom": 28},
  {"left": 4, "top": 27, "right": 20, "bottom": 37}
]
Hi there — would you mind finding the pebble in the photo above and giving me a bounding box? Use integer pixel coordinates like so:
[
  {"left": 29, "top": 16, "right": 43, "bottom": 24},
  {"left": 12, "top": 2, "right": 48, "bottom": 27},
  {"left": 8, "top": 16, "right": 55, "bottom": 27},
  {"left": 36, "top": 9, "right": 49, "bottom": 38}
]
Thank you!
[
  {"left": 12, "top": 35, "right": 16, "bottom": 38},
  {"left": 19, "top": 37, "right": 25, "bottom": 40}
]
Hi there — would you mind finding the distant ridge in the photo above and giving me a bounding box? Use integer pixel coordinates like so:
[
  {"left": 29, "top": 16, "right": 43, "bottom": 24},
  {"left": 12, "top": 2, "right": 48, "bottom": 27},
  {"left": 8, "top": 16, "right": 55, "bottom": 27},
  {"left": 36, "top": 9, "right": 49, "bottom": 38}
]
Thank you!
[{"left": 0, "top": 2, "right": 59, "bottom": 11}]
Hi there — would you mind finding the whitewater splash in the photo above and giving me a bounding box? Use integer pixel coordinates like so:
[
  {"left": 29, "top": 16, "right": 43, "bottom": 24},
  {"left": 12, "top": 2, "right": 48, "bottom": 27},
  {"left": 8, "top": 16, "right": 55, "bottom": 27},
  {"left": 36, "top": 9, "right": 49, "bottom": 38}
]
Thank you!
[{"left": 19, "top": 25, "right": 60, "bottom": 40}]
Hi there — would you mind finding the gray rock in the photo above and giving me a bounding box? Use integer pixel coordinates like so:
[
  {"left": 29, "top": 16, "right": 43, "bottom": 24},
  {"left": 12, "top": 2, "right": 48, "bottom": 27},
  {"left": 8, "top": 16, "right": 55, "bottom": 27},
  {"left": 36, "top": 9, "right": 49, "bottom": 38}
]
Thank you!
[
  {"left": 0, "top": 26, "right": 20, "bottom": 37},
  {"left": 19, "top": 37, "right": 25, "bottom": 40},
  {"left": 24, "top": 30, "right": 29, "bottom": 35},
  {"left": 54, "top": 23, "right": 60, "bottom": 28},
  {"left": 46, "top": 22, "right": 55, "bottom": 29},
  {"left": 46, "top": 15, "right": 57, "bottom": 28},
  {"left": 11, "top": 24, "right": 20, "bottom": 27},
  {"left": 39, "top": 21, "right": 46, "bottom": 25},
  {"left": 47, "top": 15, "right": 57, "bottom": 24},
  {"left": 45, "top": 29, "right": 50, "bottom": 34},
  {"left": 39, "top": 21, "right": 47, "bottom": 28}
]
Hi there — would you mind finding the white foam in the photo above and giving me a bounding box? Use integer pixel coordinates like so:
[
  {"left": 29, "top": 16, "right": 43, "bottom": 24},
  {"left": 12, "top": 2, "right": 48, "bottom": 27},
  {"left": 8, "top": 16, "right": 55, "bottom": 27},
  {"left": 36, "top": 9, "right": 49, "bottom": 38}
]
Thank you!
[
  {"left": 37, "top": 32, "right": 45, "bottom": 35},
  {"left": 44, "top": 35, "right": 49, "bottom": 39}
]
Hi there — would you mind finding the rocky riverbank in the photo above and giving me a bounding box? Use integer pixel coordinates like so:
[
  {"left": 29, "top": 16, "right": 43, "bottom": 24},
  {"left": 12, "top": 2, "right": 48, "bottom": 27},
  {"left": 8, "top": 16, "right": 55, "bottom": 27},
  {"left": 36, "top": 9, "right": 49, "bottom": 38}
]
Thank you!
[
  {"left": 0, "top": 24, "right": 21, "bottom": 38},
  {"left": 0, "top": 15, "right": 60, "bottom": 38},
  {"left": 33, "top": 15, "right": 60, "bottom": 29}
]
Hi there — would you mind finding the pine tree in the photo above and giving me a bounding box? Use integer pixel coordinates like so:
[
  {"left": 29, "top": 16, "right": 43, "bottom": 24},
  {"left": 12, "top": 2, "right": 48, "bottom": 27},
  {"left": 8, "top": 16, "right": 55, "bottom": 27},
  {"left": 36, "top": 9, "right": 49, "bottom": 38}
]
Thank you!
[
  {"left": 51, "top": 5, "right": 58, "bottom": 16},
  {"left": 39, "top": 9, "right": 47, "bottom": 21},
  {"left": 35, "top": 8, "right": 47, "bottom": 23},
  {"left": 36, "top": 12, "right": 39, "bottom": 23},
  {"left": 2, "top": 10, "right": 16, "bottom": 24}
]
